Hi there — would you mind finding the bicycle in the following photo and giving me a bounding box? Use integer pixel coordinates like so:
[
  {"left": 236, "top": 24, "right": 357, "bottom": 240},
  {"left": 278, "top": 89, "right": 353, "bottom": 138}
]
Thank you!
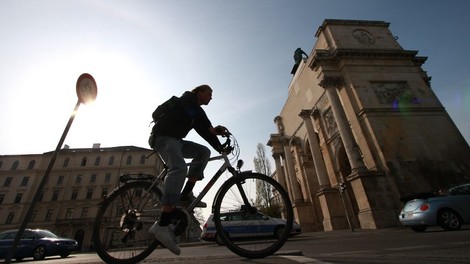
[{"left": 92, "top": 134, "right": 294, "bottom": 264}]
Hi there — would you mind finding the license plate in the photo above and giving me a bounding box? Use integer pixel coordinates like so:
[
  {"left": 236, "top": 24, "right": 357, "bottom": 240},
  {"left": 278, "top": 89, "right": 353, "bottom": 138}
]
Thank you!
[{"left": 405, "top": 212, "right": 413, "bottom": 218}]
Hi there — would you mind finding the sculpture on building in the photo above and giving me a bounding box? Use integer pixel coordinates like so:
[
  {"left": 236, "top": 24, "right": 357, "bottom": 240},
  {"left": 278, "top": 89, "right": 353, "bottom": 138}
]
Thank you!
[{"left": 291, "top": 48, "right": 308, "bottom": 75}]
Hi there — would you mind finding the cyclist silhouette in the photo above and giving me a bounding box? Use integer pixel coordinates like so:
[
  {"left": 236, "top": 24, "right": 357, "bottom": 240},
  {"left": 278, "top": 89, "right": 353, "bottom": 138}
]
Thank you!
[{"left": 148, "top": 84, "right": 228, "bottom": 255}]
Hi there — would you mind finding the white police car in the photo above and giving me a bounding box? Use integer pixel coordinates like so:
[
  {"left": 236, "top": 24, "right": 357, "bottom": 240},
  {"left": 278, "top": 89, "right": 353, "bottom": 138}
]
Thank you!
[{"left": 201, "top": 210, "right": 301, "bottom": 245}]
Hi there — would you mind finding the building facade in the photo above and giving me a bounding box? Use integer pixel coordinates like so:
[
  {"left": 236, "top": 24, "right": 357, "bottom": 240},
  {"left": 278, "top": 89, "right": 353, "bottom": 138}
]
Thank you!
[
  {"left": 0, "top": 144, "right": 200, "bottom": 251},
  {"left": 268, "top": 19, "right": 470, "bottom": 232}
]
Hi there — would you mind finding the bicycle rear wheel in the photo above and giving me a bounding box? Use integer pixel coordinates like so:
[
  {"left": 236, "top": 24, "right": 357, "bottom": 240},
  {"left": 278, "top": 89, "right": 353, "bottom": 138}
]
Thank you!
[
  {"left": 213, "top": 172, "right": 294, "bottom": 258},
  {"left": 92, "top": 181, "right": 162, "bottom": 264}
]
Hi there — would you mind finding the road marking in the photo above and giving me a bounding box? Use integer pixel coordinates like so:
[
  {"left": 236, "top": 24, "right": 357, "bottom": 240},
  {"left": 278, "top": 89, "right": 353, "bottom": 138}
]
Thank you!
[{"left": 279, "top": 255, "right": 332, "bottom": 263}]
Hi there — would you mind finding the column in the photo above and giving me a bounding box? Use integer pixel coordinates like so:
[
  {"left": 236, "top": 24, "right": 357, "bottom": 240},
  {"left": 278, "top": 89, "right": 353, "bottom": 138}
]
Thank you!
[
  {"left": 282, "top": 137, "right": 303, "bottom": 203},
  {"left": 299, "top": 109, "right": 331, "bottom": 188},
  {"left": 319, "top": 76, "right": 366, "bottom": 172}
]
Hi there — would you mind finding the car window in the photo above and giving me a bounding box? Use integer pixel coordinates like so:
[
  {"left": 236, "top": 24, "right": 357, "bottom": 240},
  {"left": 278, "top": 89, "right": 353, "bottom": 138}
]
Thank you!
[
  {"left": 35, "top": 230, "right": 58, "bottom": 238},
  {"left": 449, "top": 184, "right": 470, "bottom": 195},
  {"left": 0, "top": 231, "right": 17, "bottom": 239}
]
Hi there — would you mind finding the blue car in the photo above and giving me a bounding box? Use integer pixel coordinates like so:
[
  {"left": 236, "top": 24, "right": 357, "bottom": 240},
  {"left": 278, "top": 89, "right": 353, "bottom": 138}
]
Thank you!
[
  {"left": 399, "top": 183, "right": 470, "bottom": 232},
  {"left": 0, "top": 229, "right": 78, "bottom": 261}
]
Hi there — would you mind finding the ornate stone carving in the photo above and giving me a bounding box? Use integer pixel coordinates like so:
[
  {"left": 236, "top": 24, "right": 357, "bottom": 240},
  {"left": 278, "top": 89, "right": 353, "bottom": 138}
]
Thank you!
[
  {"left": 323, "top": 108, "right": 338, "bottom": 136},
  {"left": 299, "top": 109, "right": 312, "bottom": 119},
  {"left": 319, "top": 76, "right": 345, "bottom": 89},
  {"left": 352, "top": 29, "right": 375, "bottom": 46},
  {"left": 372, "top": 82, "right": 417, "bottom": 105}
]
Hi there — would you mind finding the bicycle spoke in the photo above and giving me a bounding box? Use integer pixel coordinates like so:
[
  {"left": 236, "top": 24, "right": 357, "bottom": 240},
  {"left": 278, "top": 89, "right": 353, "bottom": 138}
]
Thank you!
[
  {"left": 213, "top": 173, "right": 293, "bottom": 258},
  {"left": 93, "top": 182, "right": 161, "bottom": 264}
]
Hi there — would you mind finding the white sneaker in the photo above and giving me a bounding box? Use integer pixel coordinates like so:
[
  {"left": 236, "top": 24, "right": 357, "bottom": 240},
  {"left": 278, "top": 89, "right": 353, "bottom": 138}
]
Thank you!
[{"left": 149, "top": 222, "right": 181, "bottom": 255}]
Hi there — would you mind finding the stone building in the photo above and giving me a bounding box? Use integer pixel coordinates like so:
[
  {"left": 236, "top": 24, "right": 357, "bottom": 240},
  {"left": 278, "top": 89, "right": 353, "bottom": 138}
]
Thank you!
[
  {"left": 0, "top": 144, "right": 201, "bottom": 251},
  {"left": 268, "top": 19, "right": 470, "bottom": 232}
]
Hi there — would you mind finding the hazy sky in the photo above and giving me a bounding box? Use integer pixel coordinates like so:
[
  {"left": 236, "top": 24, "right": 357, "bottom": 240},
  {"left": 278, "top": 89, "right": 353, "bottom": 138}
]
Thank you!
[{"left": 1, "top": 0, "right": 469, "bottom": 170}]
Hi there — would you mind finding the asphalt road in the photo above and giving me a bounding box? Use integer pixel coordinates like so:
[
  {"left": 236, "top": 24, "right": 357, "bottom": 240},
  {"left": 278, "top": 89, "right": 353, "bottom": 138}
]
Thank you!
[{"left": 4, "top": 226, "right": 470, "bottom": 264}]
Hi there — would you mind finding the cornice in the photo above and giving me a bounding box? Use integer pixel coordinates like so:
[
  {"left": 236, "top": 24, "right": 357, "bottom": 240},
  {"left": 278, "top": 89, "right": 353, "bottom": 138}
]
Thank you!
[
  {"left": 316, "top": 19, "right": 390, "bottom": 37},
  {"left": 310, "top": 49, "right": 427, "bottom": 69}
]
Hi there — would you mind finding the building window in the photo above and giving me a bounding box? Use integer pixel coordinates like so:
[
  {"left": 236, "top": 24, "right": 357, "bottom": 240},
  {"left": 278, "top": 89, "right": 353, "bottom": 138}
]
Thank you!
[
  {"left": 52, "top": 190, "right": 59, "bottom": 201},
  {"left": 104, "top": 174, "right": 111, "bottom": 183},
  {"left": 76, "top": 175, "right": 82, "bottom": 184},
  {"left": 71, "top": 189, "right": 78, "bottom": 200},
  {"left": 86, "top": 188, "right": 93, "bottom": 200},
  {"left": 81, "top": 157, "right": 87, "bottom": 166},
  {"left": 11, "top": 160, "right": 19, "bottom": 170},
  {"left": 21, "top": 176, "right": 29, "bottom": 186},
  {"left": 66, "top": 208, "right": 74, "bottom": 219},
  {"left": 94, "top": 156, "right": 101, "bottom": 166},
  {"left": 0, "top": 161, "right": 2, "bottom": 169},
  {"left": 101, "top": 188, "right": 108, "bottom": 198},
  {"left": 4, "top": 177, "right": 12, "bottom": 187},
  {"left": 45, "top": 209, "right": 54, "bottom": 221},
  {"left": 15, "top": 193, "right": 23, "bottom": 203},
  {"left": 81, "top": 207, "right": 89, "bottom": 219},
  {"left": 108, "top": 156, "right": 115, "bottom": 165},
  {"left": 28, "top": 160, "right": 36, "bottom": 170},
  {"left": 6, "top": 212, "right": 14, "bottom": 224},
  {"left": 140, "top": 155, "right": 146, "bottom": 164},
  {"left": 57, "top": 175, "right": 64, "bottom": 185},
  {"left": 90, "top": 174, "right": 97, "bottom": 183},
  {"left": 0, "top": 194, "right": 5, "bottom": 204},
  {"left": 126, "top": 155, "right": 133, "bottom": 165},
  {"left": 63, "top": 158, "right": 70, "bottom": 168}
]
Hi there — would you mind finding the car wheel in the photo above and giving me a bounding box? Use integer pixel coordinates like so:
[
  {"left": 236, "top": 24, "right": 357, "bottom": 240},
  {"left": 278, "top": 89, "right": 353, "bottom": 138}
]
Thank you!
[
  {"left": 410, "top": 225, "right": 427, "bottom": 232},
  {"left": 438, "top": 209, "right": 462, "bottom": 231},
  {"left": 60, "top": 253, "right": 70, "bottom": 258},
  {"left": 33, "top": 245, "right": 46, "bottom": 260}
]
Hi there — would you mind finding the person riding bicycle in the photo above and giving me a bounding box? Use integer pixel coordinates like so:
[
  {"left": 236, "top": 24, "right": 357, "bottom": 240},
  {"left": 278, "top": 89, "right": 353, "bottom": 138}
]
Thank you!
[{"left": 148, "top": 84, "right": 229, "bottom": 255}]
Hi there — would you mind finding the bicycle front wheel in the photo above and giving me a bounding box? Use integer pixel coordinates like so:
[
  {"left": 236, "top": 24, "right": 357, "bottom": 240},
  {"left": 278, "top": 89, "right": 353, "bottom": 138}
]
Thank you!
[
  {"left": 213, "top": 172, "right": 294, "bottom": 258},
  {"left": 92, "top": 181, "right": 162, "bottom": 264}
]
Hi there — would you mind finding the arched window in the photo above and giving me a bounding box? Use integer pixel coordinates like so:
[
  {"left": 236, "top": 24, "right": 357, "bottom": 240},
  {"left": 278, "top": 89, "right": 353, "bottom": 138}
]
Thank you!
[
  {"left": 108, "top": 156, "right": 115, "bottom": 166},
  {"left": 28, "top": 160, "right": 36, "bottom": 170},
  {"left": 140, "top": 155, "right": 146, "bottom": 164},
  {"left": 126, "top": 155, "right": 133, "bottom": 165},
  {"left": 94, "top": 156, "right": 101, "bottom": 166},
  {"left": 11, "top": 160, "right": 19, "bottom": 170},
  {"left": 6, "top": 212, "right": 14, "bottom": 224},
  {"left": 63, "top": 158, "right": 70, "bottom": 168},
  {"left": 81, "top": 157, "right": 87, "bottom": 166}
]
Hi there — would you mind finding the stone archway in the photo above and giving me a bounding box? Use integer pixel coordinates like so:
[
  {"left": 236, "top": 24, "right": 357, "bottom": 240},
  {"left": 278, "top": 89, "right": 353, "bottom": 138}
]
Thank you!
[{"left": 336, "top": 144, "right": 359, "bottom": 227}]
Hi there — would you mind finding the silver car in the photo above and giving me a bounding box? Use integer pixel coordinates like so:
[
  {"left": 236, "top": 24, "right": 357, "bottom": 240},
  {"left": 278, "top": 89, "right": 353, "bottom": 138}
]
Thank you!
[{"left": 399, "top": 183, "right": 470, "bottom": 232}]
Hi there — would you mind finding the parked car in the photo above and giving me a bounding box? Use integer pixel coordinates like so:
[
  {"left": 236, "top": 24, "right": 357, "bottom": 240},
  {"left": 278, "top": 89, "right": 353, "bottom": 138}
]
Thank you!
[
  {"left": 399, "top": 183, "right": 470, "bottom": 232},
  {"left": 201, "top": 210, "right": 301, "bottom": 245},
  {"left": 0, "top": 229, "right": 78, "bottom": 261}
]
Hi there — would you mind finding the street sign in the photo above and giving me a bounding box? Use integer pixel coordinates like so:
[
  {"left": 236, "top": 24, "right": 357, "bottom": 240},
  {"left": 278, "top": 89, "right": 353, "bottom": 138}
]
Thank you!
[{"left": 76, "top": 73, "right": 97, "bottom": 104}]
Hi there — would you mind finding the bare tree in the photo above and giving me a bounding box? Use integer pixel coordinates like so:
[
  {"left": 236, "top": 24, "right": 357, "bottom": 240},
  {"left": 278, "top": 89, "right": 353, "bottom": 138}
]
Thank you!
[
  {"left": 253, "top": 143, "right": 280, "bottom": 217},
  {"left": 253, "top": 143, "right": 271, "bottom": 176}
]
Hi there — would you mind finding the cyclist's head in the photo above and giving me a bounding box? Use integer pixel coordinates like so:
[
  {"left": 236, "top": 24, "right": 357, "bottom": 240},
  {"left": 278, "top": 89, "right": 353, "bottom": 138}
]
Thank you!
[{"left": 192, "top": 84, "right": 213, "bottom": 105}]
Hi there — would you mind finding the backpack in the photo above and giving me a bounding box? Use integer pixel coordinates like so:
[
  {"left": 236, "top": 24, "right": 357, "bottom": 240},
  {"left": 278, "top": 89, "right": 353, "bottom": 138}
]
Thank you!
[{"left": 151, "top": 96, "right": 180, "bottom": 123}]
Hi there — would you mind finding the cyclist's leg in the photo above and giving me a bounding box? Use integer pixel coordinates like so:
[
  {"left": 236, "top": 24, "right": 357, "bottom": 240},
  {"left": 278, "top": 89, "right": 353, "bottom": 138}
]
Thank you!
[
  {"left": 181, "top": 140, "right": 210, "bottom": 180},
  {"left": 180, "top": 140, "right": 210, "bottom": 206},
  {"left": 150, "top": 136, "right": 187, "bottom": 255}
]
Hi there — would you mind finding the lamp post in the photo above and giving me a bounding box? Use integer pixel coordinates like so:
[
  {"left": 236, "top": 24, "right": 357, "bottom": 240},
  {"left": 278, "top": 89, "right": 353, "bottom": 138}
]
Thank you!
[{"left": 5, "top": 74, "right": 97, "bottom": 264}]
